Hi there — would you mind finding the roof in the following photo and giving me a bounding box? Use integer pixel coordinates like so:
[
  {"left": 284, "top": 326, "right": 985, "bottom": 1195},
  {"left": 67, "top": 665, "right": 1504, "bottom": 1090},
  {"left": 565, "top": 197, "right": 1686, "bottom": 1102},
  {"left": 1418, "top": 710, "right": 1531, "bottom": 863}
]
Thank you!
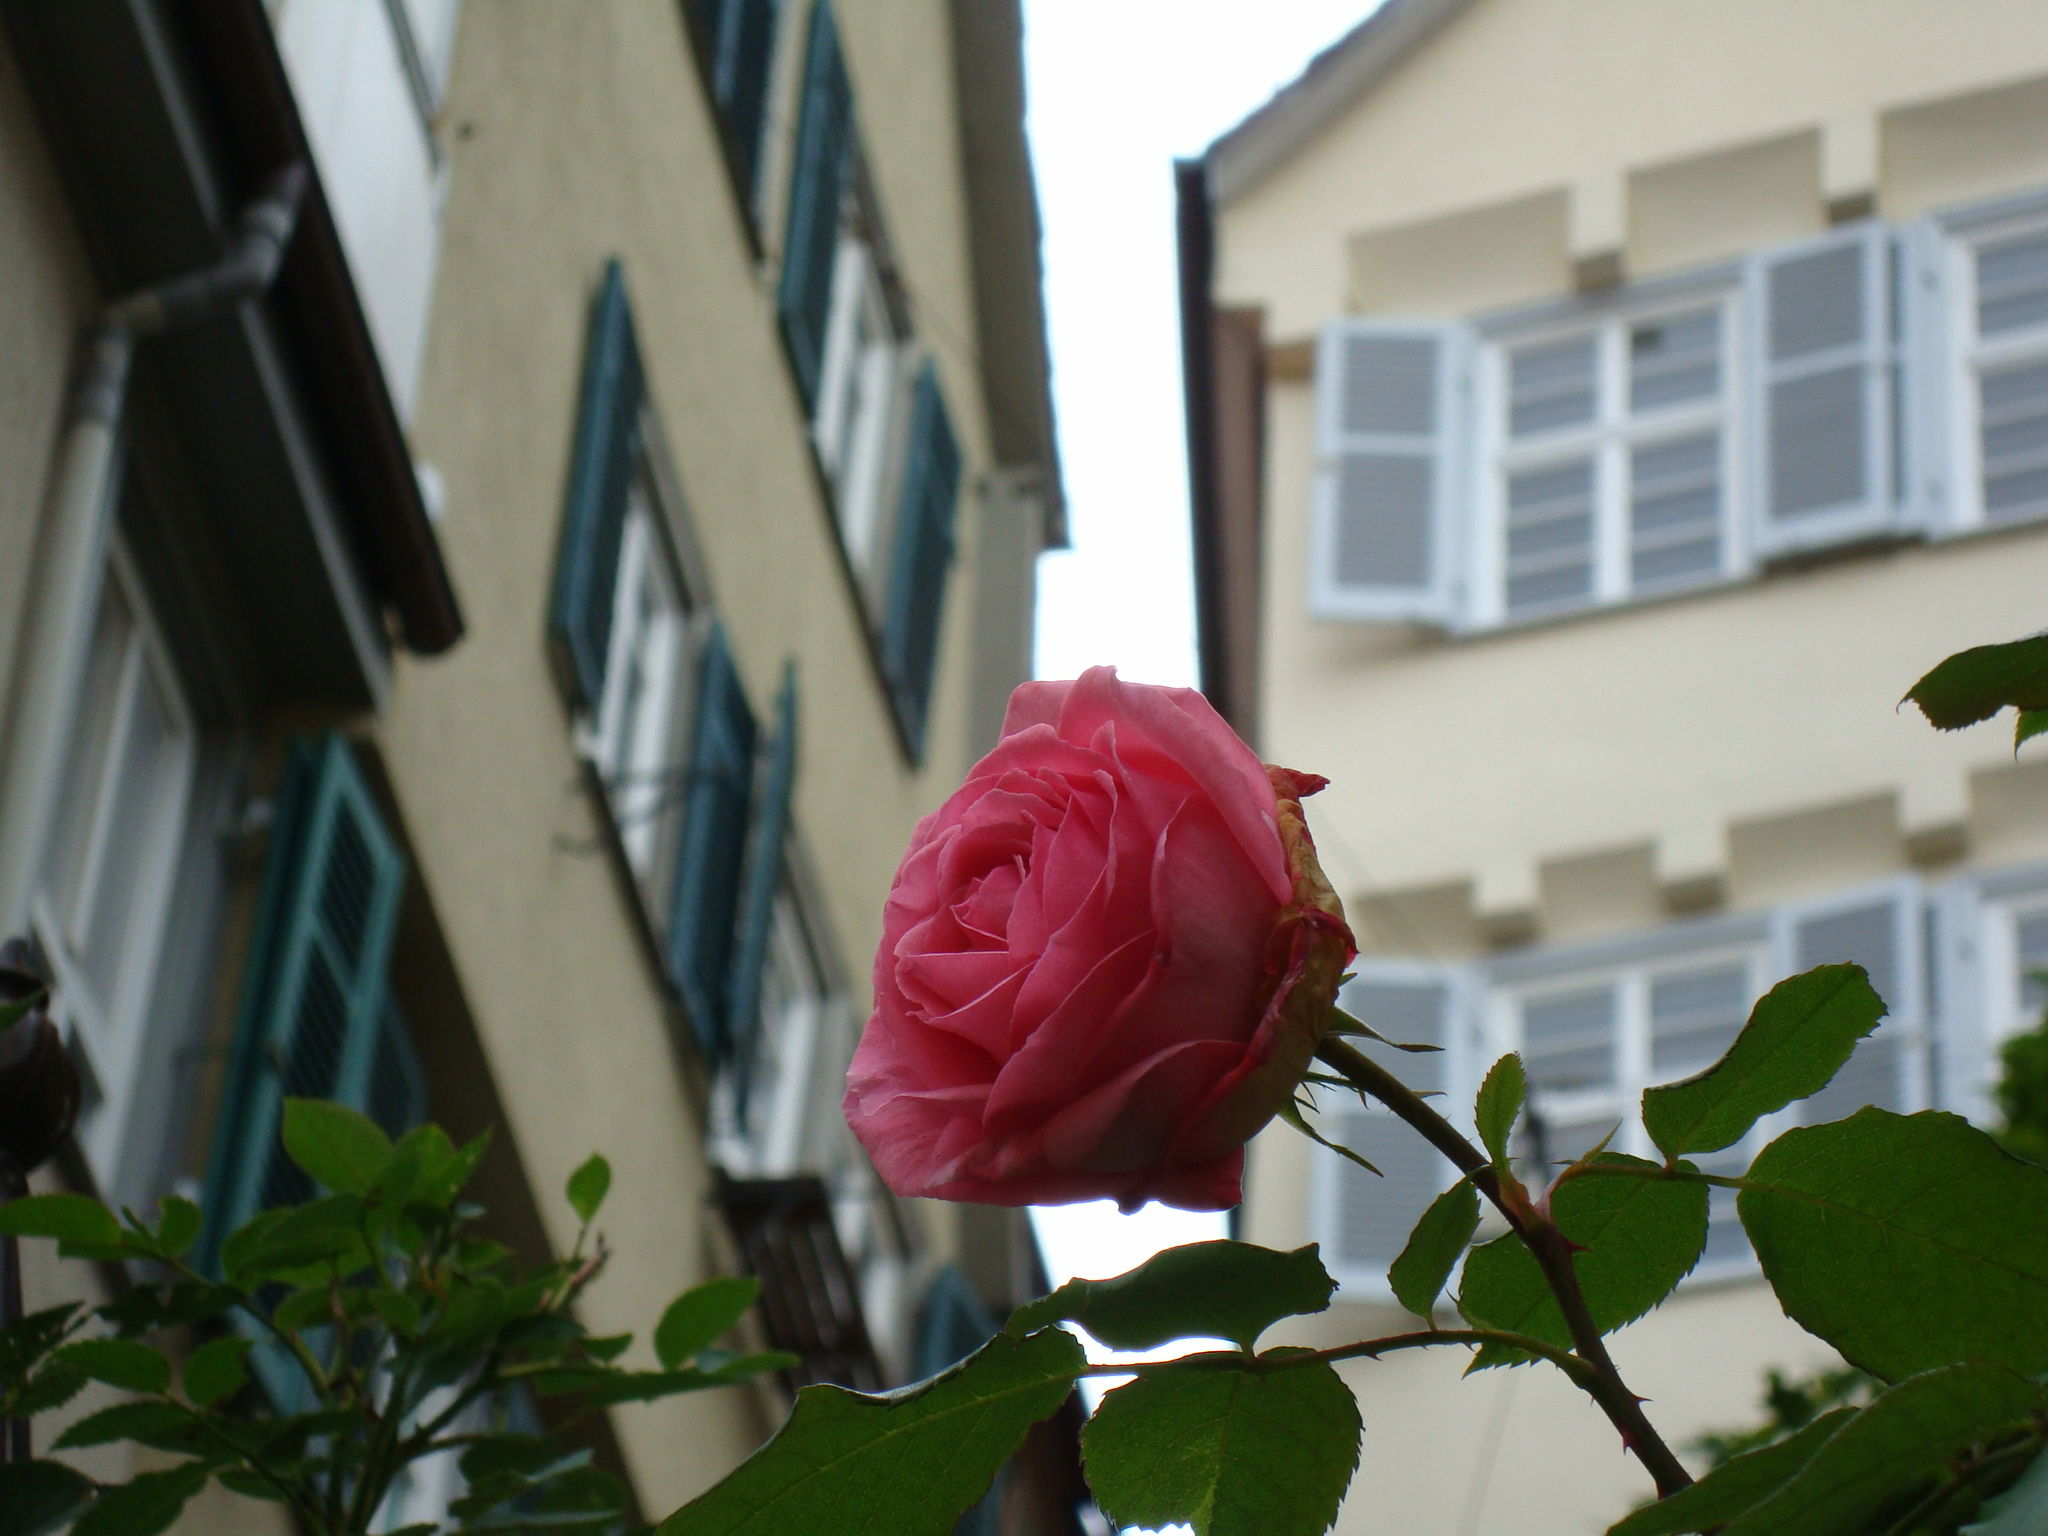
[{"left": 1205, "top": 0, "right": 1474, "bottom": 203}]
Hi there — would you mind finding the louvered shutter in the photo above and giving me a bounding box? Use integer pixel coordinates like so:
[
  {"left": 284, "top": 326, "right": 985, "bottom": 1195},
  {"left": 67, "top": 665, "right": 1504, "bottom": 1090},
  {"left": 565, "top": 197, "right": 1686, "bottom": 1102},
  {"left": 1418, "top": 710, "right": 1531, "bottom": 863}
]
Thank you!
[
  {"left": 669, "top": 624, "right": 759, "bottom": 1061},
  {"left": 1896, "top": 221, "right": 1955, "bottom": 534},
  {"left": 727, "top": 661, "right": 798, "bottom": 1125},
  {"left": 199, "top": 737, "right": 416, "bottom": 1412},
  {"left": 882, "top": 364, "right": 963, "bottom": 759},
  {"left": 551, "top": 260, "right": 645, "bottom": 711},
  {"left": 1745, "top": 225, "right": 1896, "bottom": 556},
  {"left": 778, "top": 0, "right": 853, "bottom": 409},
  {"left": 1313, "top": 963, "right": 1469, "bottom": 1299},
  {"left": 1773, "top": 880, "right": 1925, "bottom": 1123},
  {"left": 1310, "top": 320, "right": 1467, "bottom": 624}
]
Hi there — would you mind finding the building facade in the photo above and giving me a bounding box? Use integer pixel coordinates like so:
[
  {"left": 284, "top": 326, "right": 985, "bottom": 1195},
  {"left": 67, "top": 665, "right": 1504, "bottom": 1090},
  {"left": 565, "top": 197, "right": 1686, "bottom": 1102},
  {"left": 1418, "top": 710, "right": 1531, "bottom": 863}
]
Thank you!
[
  {"left": 1179, "top": 2, "right": 2048, "bottom": 1531},
  {"left": 0, "top": 0, "right": 1069, "bottom": 1528}
]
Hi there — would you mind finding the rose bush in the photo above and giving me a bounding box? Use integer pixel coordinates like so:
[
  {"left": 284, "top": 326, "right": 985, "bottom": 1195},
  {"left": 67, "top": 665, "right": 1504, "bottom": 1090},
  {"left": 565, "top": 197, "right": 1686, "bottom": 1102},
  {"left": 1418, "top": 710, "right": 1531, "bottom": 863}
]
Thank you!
[{"left": 844, "top": 667, "right": 1353, "bottom": 1211}]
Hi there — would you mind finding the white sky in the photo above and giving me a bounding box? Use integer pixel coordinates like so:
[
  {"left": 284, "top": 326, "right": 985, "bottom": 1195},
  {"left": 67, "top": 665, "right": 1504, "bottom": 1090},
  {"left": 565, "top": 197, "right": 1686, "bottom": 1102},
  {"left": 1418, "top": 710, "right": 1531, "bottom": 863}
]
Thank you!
[{"left": 1016, "top": 6, "right": 1381, "bottom": 1518}]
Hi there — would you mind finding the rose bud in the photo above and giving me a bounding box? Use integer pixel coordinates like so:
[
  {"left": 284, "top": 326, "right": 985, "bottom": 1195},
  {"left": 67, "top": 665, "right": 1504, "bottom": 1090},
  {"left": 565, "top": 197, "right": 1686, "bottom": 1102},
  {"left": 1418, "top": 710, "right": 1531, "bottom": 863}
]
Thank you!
[{"left": 844, "top": 667, "right": 1354, "bottom": 1212}]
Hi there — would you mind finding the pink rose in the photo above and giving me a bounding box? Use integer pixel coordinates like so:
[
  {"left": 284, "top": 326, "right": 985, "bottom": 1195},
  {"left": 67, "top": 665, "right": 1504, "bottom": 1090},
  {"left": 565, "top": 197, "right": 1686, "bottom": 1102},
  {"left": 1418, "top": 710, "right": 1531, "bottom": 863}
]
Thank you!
[{"left": 844, "top": 667, "right": 1354, "bottom": 1212}]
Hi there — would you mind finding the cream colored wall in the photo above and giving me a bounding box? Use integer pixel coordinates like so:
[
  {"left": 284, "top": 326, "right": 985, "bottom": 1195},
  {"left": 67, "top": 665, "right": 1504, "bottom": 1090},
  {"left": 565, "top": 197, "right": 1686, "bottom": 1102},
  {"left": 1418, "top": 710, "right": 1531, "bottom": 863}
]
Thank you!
[
  {"left": 377, "top": 0, "right": 1000, "bottom": 1512},
  {"left": 1218, "top": 0, "right": 2048, "bottom": 337},
  {"left": 0, "top": 36, "right": 92, "bottom": 705}
]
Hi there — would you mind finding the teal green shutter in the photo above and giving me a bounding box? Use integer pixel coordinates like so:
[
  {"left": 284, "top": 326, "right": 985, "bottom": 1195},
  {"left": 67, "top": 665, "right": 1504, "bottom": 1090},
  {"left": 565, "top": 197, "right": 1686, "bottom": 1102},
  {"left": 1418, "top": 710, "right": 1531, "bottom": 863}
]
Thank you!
[
  {"left": 199, "top": 736, "right": 415, "bottom": 1411},
  {"left": 693, "top": 0, "right": 781, "bottom": 195},
  {"left": 668, "top": 625, "right": 759, "bottom": 1060},
  {"left": 777, "top": 1, "right": 852, "bottom": 409},
  {"left": 727, "top": 661, "right": 798, "bottom": 1123},
  {"left": 882, "top": 363, "right": 964, "bottom": 758},
  {"left": 551, "top": 260, "right": 646, "bottom": 711}
]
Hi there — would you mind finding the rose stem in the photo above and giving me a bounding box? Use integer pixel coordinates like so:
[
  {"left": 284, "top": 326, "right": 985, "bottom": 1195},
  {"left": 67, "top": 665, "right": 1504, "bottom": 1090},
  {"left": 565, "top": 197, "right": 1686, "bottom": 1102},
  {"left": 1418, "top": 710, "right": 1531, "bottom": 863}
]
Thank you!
[{"left": 1314, "top": 1034, "right": 1694, "bottom": 1498}]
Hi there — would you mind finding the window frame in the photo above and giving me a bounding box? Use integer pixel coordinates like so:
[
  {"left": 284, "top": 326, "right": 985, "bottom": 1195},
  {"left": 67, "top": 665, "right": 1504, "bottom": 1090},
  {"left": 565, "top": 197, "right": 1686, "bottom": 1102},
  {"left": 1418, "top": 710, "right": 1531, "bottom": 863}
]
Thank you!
[
  {"left": 29, "top": 537, "right": 200, "bottom": 1191},
  {"left": 1935, "top": 199, "right": 2048, "bottom": 534},
  {"left": 1472, "top": 280, "right": 1745, "bottom": 627}
]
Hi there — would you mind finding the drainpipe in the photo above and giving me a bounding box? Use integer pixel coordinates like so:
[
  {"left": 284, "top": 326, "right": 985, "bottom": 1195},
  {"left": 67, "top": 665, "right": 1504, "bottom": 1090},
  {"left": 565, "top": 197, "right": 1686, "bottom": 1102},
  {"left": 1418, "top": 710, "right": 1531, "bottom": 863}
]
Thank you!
[{"left": 0, "top": 162, "right": 308, "bottom": 942}]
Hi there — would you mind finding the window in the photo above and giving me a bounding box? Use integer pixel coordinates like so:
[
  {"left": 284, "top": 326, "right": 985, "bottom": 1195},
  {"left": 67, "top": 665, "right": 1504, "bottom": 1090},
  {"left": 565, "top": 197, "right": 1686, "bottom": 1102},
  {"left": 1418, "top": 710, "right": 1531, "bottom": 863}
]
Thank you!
[
  {"left": 1950, "top": 214, "right": 2048, "bottom": 528},
  {"left": 1312, "top": 880, "right": 1925, "bottom": 1301},
  {"left": 1481, "top": 297, "right": 1737, "bottom": 623},
  {"left": 778, "top": 1, "right": 963, "bottom": 758},
  {"left": 30, "top": 542, "right": 197, "bottom": 1190}
]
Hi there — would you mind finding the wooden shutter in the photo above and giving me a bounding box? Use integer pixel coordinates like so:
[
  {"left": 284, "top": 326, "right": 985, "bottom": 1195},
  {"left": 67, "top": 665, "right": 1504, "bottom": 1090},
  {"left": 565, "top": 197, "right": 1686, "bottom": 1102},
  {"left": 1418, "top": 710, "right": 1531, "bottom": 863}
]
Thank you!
[
  {"left": 1896, "top": 221, "right": 1956, "bottom": 534},
  {"left": 778, "top": 0, "right": 853, "bottom": 409},
  {"left": 727, "top": 660, "right": 799, "bottom": 1124},
  {"left": 709, "top": 0, "right": 781, "bottom": 195},
  {"left": 1746, "top": 225, "right": 1895, "bottom": 556},
  {"left": 669, "top": 624, "right": 759, "bottom": 1061},
  {"left": 1773, "top": 879, "right": 1925, "bottom": 1123},
  {"left": 550, "top": 260, "right": 646, "bottom": 711},
  {"left": 1314, "top": 963, "right": 1469, "bottom": 1299},
  {"left": 1310, "top": 320, "right": 1467, "bottom": 624},
  {"left": 881, "top": 363, "right": 963, "bottom": 758}
]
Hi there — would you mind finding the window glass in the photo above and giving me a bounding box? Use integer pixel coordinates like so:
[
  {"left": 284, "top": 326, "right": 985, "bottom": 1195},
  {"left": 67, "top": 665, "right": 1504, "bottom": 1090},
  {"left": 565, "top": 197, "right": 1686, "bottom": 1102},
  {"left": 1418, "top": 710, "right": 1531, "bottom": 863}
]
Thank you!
[{"left": 1521, "top": 984, "right": 1616, "bottom": 1095}]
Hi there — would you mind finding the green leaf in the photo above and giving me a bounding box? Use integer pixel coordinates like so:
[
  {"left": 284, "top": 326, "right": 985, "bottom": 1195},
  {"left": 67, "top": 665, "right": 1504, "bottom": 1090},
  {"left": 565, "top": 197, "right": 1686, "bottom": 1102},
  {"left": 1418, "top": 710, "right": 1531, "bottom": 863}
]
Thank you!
[
  {"left": 658, "top": 1326, "right": 1084, "bottom": 1536},
  {"left": 282, "top": 1097, "right": 393, "bottom": 1194},
  {"left": 182, "top": 1334, "right": 251, "bottom": 1409},
  {"left": 1475, "top": 1054, "right": 1524, "bottom": 1168},
  {"left": 1607, "top": 1409, "right": 1852, "bottom": 1536},
  {"left": 1458, "top": 1154, "right": 1706, "bottom": 1367},
  {"left": 53, "top": 1400, "right": 193, "bottom": 1452},
  {"left": 1717, "top": 1363, "right": 2044, "bottom": 1536},
  {"left": 1642, "top": 965, "right": 1885, "bottom": 1158},
  {"left": 1082, "top": 1353, "right": 1362, "bottom": 1536},
  {"left": 0, "top": 1460, "right": 96, "bottom": 1536},
  {"left": 69, "top": 1462, "right": 209, "bottom": 1536},
  {"left": 1965, "top": 1444, "right": 2048, "bottom": 1536},
  {"left": 0, "top": 1302, "right": 82, "bottom": 1377},
  {"left": 1740, "top": 1110, "right": 2048, "bottom": 1381},
  {"left": 150, "top": 1196, "right": 202, "bottom": 1260},
  {"left": 655, "top": 1276, "right": 759, "bottom": 1369},
  {"left": 1388, "top": 1180, "right": 1480, "bottom": 1321},
  {"left": 0, "top": 1193, "right": 121, "bottom": 1246},
  {"left": 9, "top": 1363, "right": 86, "bottom": 1418},
  {"left": 1008, "top": 1241, "right": 1335, "bottom": 1353},
  {"left": 1905, "top": 632, "right": 2048, "bottom": 731},
  {"left": 55, "top": 1337, "right": 171, "bottom": 1395},
  {"left": 566, "top": 1153, "right": 610, "bottom": 1225},
  {"left": 2018, "top": 710, "right": 2048, "bottom": 755}
]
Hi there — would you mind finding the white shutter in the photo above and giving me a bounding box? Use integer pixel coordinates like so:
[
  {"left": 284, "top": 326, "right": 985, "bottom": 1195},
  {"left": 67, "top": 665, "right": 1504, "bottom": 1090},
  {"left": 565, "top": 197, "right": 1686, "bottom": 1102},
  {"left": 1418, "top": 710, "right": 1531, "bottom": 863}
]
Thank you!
[
  {"left": 1772, "top": 879, "right": 1925, "bottom": 1123},
  {"left": 1745, "top": 225, "right": 1895, "bottom": 557},
  {"left": 1312, "top": 961, "right": 1473, "bottom": 1299},
  {"left": 1929, "top": 879, "right": 1992, "bottom": 1125},
  {"left": 1896, "top": 221, "right": 1957, "bottom": 534},
  {"left": 1310, "top": 321, "right": 1468, "bottom": 624}
]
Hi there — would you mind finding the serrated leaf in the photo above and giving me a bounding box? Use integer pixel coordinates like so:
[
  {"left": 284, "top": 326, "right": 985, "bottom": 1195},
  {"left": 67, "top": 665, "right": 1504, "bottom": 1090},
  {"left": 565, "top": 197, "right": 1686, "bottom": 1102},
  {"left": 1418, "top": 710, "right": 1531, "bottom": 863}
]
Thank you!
[
  {"left": 2018, "top": 710, "right": 2048, "bottom": 755},
  {"left": 1607, "top": 1409, "right": 1852, "bottom": 1536},
  {"left": 1388, "top": 1180, "right": 1479, "bottom": 1321},
  {"left": 9, "top": 1363, "right": 87, "bottom": 1418},
  {"left": 1476, "top": 1054, "right": 1524, "bottom": 1168},
  {"left": 182, "top": 1334, "right": 251, "bottom": 1409},
  {"left": 1277, "top": 1099, "right": 1380, "bottom": 1177},
  {"left": 566, "top": 1153, "right": 610, "bottom": 1225},
  {"left": 53, "top": 1400, "right": 192, "bottom": 1451},
  {"left": 1965, "top": 1443, "right": 2048, "bottom": 1535},
  {"left": 282, "top": 1097, "right": 393, "bottom": 1195},
  {"left": 0, "top": 1459, "right": 96, "bottom": 1536},
  {"left": 56, "top": 1337, "right": 170, "bottom": 1395},
  {"left": 0, "top": 1193, "right": 120, "bottom": 1246},
  {"left": 0, "top": 1302, "right": 82, "bottom": 1377},
  {"left": 69, "top": 1462, "right": 209, "bottom": 1536},
  {"left": 655, "top": 1276, "right": 759, "bottom": 1369},
  {"left": 1740, "top": 1109, "right": 2048, "bottom": 1382},
  {"left": 1458, "top": 1154, "right": 1706, "bottom": 1367},
  {"left": 214, "top": 1467, "right": 289, "bottom": 1504},
  {"left": 1642, "top": 965, "right": 1884, "bottom": 1158},
  {"left": 1905, "top": 632, "right": 2048, "bottom": 731},
  {"left": 1009, "top": 1241, "right": 1335, "bottom": 1353},
  {"left": 1083, "top": 1353, "right": 1361, "bottom": 1536},
  {"left": 1718, "top": 1363, "right": 2044, "bottom": 1536},
  {"left": 659, "top": 1327, "right": 1083, "bottom": 1536}
]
